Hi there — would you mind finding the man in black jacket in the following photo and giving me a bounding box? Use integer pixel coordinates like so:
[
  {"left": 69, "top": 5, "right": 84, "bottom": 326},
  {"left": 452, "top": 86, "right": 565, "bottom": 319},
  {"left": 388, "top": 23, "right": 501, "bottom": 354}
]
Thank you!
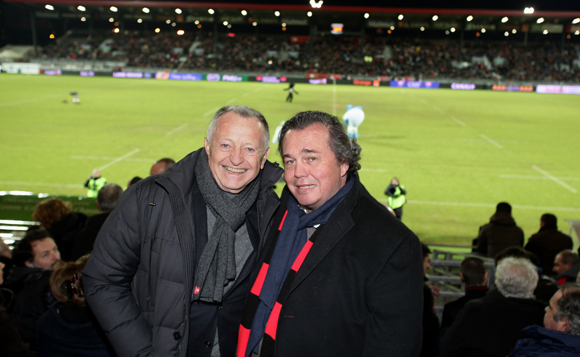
[
  {"left": 83, "top": 105, "right": 283, "bottom": 357},
  {"left": 6, "top": 228, "right": 60, "bottom": 350},
  {"left": 525, "top": 213, "right": 573, "bottom": 276},
  {"left": 238, "top": 111, "right": 423, "bottom": 357}
]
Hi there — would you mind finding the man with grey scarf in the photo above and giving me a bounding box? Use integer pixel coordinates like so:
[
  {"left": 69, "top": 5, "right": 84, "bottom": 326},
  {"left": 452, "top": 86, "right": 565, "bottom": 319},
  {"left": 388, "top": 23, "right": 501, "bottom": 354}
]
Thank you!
[{"left": 83, "top": 105, "right": 283, "bottom": 357}]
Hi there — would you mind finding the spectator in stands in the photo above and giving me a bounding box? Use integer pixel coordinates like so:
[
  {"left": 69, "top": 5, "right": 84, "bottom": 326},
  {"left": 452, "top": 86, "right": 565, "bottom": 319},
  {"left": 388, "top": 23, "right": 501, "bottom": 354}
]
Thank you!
[
  {"left": 238, "top": 111, "right": 423, "bottom": 357},
  {"left": 525, "top": 213, "right": 573, "bottom": 276},
  {"left": 553, "top": 250, "right": 580, "bottom": 285},
  {"left": 83, "top": 105, "right": 282, "bottom": 356},
  {"left": 495, "top": 247, "right": 559, "bottom": 304},
  {"left": 84, "top": 169, "right": 107, "bottom": 198},
  {"left": 1, "top": 238, "right": 13, "bottom": 281},
  {"left": 440, "top": 257, "right": 488, "bottom": 331},
  {"left": 33, "top": 197, "right": 87, "bottom": 261},
  {"left": 508, "top": 283, "right": 580, "bottom": 356},
  {"left": 440, "top": 257, "right": 546, "bottom": 357},
  {"left": 1, "top": 260, "right": 33, "bottom": 357},
  {"left": 71, "top": 184, "right": 124, "bottom": 260},
  {"left": 474, "top": 202, "right": 524, "bottom": 258},
  {"left": 149, "top": 157, "right": 176, "bottom": 175},
  {"left": 36, "top": 255, "right": 113, "bottom": 356},
  {"left": 422, "top": 244, "right": 440, "bottom": 357},
  {"left": 127, "top": 176, "right": 142, "bottom": 188},
  {"left": 5, "top": 228, "right": 60, "bottom": 351}
]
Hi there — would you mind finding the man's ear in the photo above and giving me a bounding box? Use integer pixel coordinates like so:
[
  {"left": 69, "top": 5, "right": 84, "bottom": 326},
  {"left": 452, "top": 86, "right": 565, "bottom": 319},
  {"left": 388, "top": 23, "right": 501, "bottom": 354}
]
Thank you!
[
  {"left": 460, "top": 273, "right": 465, "bottom": 282},
  {"left": 204, "top": 137, "right": 210, "bottom": 156},
  {"left": 24, "top": 260, "right": 34, "bottom": 268},
  {"left": 260, "top": 147, "right": 271, "bottom": 169},
  {"left": 483, "top": 272, "right": 488, "bottom": 286},
  {"left": 559, "top": 318, "right": 571, "bottom": 333}
]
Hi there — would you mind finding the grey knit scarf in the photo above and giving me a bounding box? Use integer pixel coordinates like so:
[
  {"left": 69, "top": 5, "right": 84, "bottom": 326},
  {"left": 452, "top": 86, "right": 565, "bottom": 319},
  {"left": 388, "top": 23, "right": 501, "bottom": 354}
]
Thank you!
[{"left": 192, "top": 149, "right": 261, "bottom": 302}]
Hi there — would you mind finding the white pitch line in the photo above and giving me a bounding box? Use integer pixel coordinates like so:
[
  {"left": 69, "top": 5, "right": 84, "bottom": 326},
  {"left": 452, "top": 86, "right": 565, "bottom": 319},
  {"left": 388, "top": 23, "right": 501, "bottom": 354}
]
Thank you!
[
  {"left": 532, "top": 166, "right": 577, "bottom": 193},
  {"left": 0, "top": 94, "right": 65, "bottom": 107},
  {"left": 450, "top": 116, "right": 466, "bottom": 127},
  {"left": 433, "top": 106, "right": 445, "bottom": 114},
  {"left": 377, "top": 199, "right": 580, "bottom": 212},
  {"left": 203, "top": 107, "right": 220, "bottom": 117},
  {"left": 254, "top": 88, "right": 261, "bottom": 92},
  {"left": 500, "top": 175, "right": 580, "bottom": 181},
  {"left": 242, "top": 92, "right": 250, "bottom": 97},
  {"left": 99, "top": 149, "right": 140, "bottom": 171},
  {"left": 166, "top": 123, "right": 188, "bottom": 135},
  {"left": 419, "top": 99, "right": 427, "bottom": 104},
  {"left": 226, "top": 98, "right": 237, "bottom": 104},
  {"left": 70, "top": 156, "right": 153, "bottom": 163},
  {"left": 480, "top": 134, "right": 503, "bottom": 149},
  {"left": 0, "top": 181, "right": 83, "bottom": 188}
]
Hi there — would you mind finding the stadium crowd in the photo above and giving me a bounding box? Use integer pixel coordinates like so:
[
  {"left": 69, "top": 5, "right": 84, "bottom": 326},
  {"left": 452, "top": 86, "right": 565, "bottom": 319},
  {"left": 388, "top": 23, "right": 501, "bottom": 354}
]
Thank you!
[
  {"left": 38, "top": 32, "right": 580, "bottom": 82},
  {"left": 2, "top": 105, "right": 580, "bottom": 356}
]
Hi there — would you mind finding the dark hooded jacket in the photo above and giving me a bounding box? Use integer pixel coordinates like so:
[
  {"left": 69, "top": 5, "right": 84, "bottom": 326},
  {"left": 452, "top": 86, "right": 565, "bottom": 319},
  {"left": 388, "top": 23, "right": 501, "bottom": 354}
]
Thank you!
[
  {"left": 475, "top": 212, "right": 524, "bottom": 258},
  {"left": 508, "top": 325, "right": 580, "bottom": 357},
  {"left": 83, "top": 148, "right": 283, "bottom": 357},
  {"left": 525, "top": 226, "right": 573, "bottom": 275},
  {"left": 48, "top": 211, "right": 87, "bottom": 261}
]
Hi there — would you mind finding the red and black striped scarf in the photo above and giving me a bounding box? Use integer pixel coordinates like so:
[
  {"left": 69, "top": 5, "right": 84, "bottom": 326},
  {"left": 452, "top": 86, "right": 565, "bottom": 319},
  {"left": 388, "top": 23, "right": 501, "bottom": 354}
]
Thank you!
[{"left": 237, "top": 178, "right": 353, "bottom": 357}]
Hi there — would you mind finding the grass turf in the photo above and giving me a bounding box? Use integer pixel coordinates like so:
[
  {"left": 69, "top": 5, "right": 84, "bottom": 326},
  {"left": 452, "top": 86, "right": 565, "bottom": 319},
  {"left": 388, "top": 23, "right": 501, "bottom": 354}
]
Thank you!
[{"left": 1, "top": 74, "right": 579, "bottom": 246}]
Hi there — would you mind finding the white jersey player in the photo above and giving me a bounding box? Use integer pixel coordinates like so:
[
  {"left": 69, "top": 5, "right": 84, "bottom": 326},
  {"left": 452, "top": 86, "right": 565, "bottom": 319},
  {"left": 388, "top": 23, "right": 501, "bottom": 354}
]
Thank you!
[{"left": 342, "top": 105, "right": 365, "bottom": 139}]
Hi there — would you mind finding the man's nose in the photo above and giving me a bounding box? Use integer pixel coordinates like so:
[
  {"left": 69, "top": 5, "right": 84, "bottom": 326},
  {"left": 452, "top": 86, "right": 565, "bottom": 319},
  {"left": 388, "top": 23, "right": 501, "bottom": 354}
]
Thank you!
[{"left": 230, "top": 148, "right": 244, "bottom": 166}]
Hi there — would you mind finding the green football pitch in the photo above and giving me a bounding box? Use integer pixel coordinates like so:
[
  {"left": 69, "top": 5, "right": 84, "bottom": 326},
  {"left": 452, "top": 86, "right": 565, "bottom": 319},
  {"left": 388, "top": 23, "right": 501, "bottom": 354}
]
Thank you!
[{"left": 1, "top": 74, "right": 579, "bottom": 246}]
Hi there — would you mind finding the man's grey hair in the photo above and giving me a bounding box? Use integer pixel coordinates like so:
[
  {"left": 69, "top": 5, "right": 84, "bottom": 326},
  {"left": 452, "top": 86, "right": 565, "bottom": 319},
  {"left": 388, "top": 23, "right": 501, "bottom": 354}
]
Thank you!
[
  {"left": 495, "top": 257, "right": 538, "bottom": 299},
  {"left": 278, "top": 111, "right": 362, "bottom": 174},
  {"left": 97, "top": 183, "right": 124, "bottom": 212},
  {"left": 207, "top": 105, "right": 269, "bottom": 151},
  {"left": 555, "top": 283, "right": 580, "bottom": 335}
]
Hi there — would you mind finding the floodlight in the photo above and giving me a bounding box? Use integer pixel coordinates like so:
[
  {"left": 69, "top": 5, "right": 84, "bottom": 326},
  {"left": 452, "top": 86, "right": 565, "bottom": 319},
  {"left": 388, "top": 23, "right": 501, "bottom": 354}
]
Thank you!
[
  {"left": 49, "top": 34, "right": 55, "bottom": 39},
  {"left": 253, "top": 22, "right": 257, "bottom": 26},
  {"left": 241, "top": 10, "right": 247, "bottom": 16},
  {"left": 282, "top": 23, "right": 286, "bottom": 27},
  {"left": 575, "top": 30, "right": 580, "bottom": 35},
  {"left": 543, "top": 29, "right": 548, "bottom": 35},
  {"left": 166, "top": 19, "right": 171, "bottom": 24},
  {"left": 524, "top": 7, "right": 534, "bottom": 14},
  {"left": 481, "top": 28, "right": 486, "bottom": 33},
  {"left": 177, "top": 30, "right": 184, "bottom": 35},
  {"left": 398, "top": 14, "right": 404, "bottom": 20},
  {"left": 223, "top": 21, "right": 228, "bottom": 26},
  {"left": 466, "top": 15, "right": 473, "bottom": 22},
  {"left": 307, "top": 11, "right": 313, "bottom": 17},
  {"left": 573, "top": 18, "right": 580, "bottom": 24},
  {"left": 310, "top": 0, "right": 323, "bottom": 9},
  {"left": 420, "top": 27, "right": 425, "bottom": 31},
  {"left": 445, "top": 30, "right": 449, "bottom": 35},
  {"left": 208, "top": 9, "right": 214, "bottom": 15},
  {"left": 110, "top": 6, "right": 117, "bottom": 12},
  {"left": 390, "top": 26, "right": 395, "bottom": 30},
  {"left": 113, "top": 28, "right": 120, "bottom": 33},
  {"left": 512, "top": 29, "right": 517, "bottom": 34},
  {"left": 364, "top": 13, "right": 370, "bottom": 19},
  {"left": 155, "top": 28, "right": 160, "bottom": 33},
  {"left": 109, "top": 18, "right": 114, "bottom": 22},
  {"left": 45, "top": 4, "right": 54, "bottom": 11},
  {"left": 504, "top": 31, "right": 509, "bottom": 36},
  {"left": 137, "top": 18, "right": 143, "bottom": 23},
  {"left": 501, "top": 17, "right": 509, "bottom": 23},
  {"left": 194, "top": 20, "right": 199, "bottom": 25},
  {"left": 142, "top": 7, "right": 150, "bottom": 14},
  {"left": 77, "top": 5, "right": 86, "bottom": 12},
  {"left": 536, "top": 17, "right": 544, "bottom": 24},
  {"left": 172, "top": 22, "right": 176, "bottom": 27},
  {"left": 432, "top": 15, "right": 438, "bottom": 21},
  {"left": 275, "top": 11, "right": 280, "bottom": 17},
  {"left": 450, "top": 27, "right": 456, "bottom": 32},
  {"left": 175, "top": 8, "right": 182, "bottom": 15},
  {"left": 81, "top": 17, "right": 86, "bottom": 22}
]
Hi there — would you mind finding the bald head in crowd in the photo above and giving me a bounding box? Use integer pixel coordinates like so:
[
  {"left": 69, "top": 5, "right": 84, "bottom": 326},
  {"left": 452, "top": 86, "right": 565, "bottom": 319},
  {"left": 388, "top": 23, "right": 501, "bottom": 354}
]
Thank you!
[{"left": 150, "top": 158, "right": 176, "bottom": 176}]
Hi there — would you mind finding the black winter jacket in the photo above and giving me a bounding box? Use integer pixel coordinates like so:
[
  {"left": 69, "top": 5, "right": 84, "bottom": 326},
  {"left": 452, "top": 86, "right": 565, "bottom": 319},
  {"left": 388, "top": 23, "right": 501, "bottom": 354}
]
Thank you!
[{"left": 83, "top": 148, "right": 282, "bottom": 357}]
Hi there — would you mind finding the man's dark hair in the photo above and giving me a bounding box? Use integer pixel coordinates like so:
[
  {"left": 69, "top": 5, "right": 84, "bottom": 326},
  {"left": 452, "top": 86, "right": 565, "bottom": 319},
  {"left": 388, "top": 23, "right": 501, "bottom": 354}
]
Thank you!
[
  {"left": 421, "top": 243, "right": 431, "bottom": 259},
  {"left": 494, "top": 246, "right": 531, "bottom": 266},
  {"left": 555, "top": 285, "right": 580, "bottom": 335},
  {"left": 541, "top": 213, "right": 558, "bottom": 229},
  {"left": 461, "top": 257, "right": 486, "bottom": 286},
  {"left": 278, "top": 111, "right": 361, "bottom": 174},
  {"left": 559, "top": 250, "right": 580, "bottom": 266},
  {"left": 156, "top": 158, "right": 176, "bottom": 169},
  {"left": 128, "top": 176, "right": 142, "bottom": 186},
  {"left": 12, "top": 228, "right": 52, "bottom": 267},
  {"left": 97, "top": 183, "right": 124, "bottom": 212},
  {"left": 496, "top": 202, "right": 512, "bottom": 214}
]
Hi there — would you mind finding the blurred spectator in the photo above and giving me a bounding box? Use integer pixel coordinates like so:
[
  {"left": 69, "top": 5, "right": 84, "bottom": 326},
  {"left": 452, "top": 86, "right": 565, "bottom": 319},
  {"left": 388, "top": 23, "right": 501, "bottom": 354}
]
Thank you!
[
  {"left": 474, "top": 202, "right": 524, "bottom": 258},
  {"left": 33, "top": 197, "right": 87, "bottom": 261},
  {"left": 385, "top": 177, "right": 407, "bottom": 220},
  {"left": 421, "top": 243, "right": 440, "bottom": 357},
  {"left": 5, "top": 228, "right": 60, "bottom": 350},
  {"left": 84, "top": 169, "right": 107, "bottom": 198},
  {"left": 440, "top": 257, "right": 546, "bottom": 357},
  {"left": 553, "top": 250, "right": 580, "bottom": 285},
  {"left": 440, "top": 257, "right": 488, "bottom": 331},
  {"left": 508, "top": 283, "right": 580, "bottom": 357},
  {"left": 36, "top": 255, "right": 114, "bottom": 356},
  {"left": 127, "top": 176, "right": 142, "bottom": 188},
  {"left": 72, "top": 184, "right": 124, "bottom": 260},
  {"left": 525, "top": 213, "right": 573, "bottom": 276},
  {"left": 149, "top": 157, "right": 176, "bottom": 176}
]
